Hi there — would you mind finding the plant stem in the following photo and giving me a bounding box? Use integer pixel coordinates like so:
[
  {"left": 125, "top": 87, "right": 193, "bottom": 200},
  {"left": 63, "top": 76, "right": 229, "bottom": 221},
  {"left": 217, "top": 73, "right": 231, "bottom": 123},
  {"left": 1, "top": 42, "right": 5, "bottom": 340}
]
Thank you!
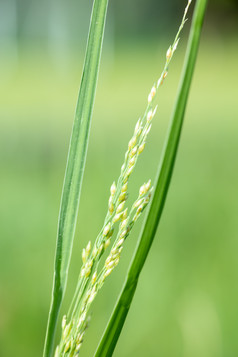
[{"left": 94, "top": 0, "right": 207, "bottom": 355}]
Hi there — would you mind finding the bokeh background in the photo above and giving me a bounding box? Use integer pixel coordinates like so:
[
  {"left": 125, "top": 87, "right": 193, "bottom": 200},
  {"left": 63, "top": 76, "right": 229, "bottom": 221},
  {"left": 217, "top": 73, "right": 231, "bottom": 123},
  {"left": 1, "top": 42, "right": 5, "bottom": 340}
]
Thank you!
[{"left": 0, "top": 0, "right": 238, "bottom": 356}]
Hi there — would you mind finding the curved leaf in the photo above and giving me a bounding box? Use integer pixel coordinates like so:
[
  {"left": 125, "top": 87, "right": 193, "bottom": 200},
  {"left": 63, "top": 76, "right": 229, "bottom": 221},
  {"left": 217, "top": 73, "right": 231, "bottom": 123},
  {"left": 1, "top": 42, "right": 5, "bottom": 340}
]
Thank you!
[
  {"left": 43, "top": 1, "right": 109, "bottom": 356},
  {"left": 94, "top": 0, "right": 208, "bottom": 355}
]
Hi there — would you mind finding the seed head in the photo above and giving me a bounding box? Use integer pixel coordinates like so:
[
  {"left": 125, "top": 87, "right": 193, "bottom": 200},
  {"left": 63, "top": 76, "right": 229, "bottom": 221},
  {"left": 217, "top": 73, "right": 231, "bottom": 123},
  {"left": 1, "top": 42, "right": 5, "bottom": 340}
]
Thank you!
[
  {"left": 173, "top": 38, "right": 179, "bottom": 53},
  {"left": 76, "top": 343, "right": 82, "bottom": 352},
  {"left": 103, "top": 223, "right": 111, "bottom": 236},
  {"left": 129, "top": 156, "right": 136, "bottom": 167},
  {"left": 62, "top": 315, "right": 67, "bottom": 329},
  {"left": 54, "top": 346, "right": 59, "bottom": 357},
  {"left": 110, "top": 182, "right": 116, "bottom": 196},
  {"left": 104, "top": 238, "right": 111, "bottom": 249},
  {"left": 122, "top": 208, "right": 128, "bottom": 219},
  {"left": 119, "top": 191, "right": 127, "bottom": 202},
  {"left": 126, "top": 166, "right": 134, "bottom": 177},
  {"left": 76, "top": 331, "right": 85, "bottom": 345},
  {"left": 82, "top": 249, "right": 86, "bottom": 264},
  {"left": 121, "top": 182, "right": 128, "bottom": 193},
  {"left": 108, "top": 228, "right": 114, "bottom": 238},
  {"left": 92, "top": 246, "right": 98, "bottom": 258},
  {"left": 83, "top": 260, "right": 93, "bottom": 278},
  {"left": 134, "top": 198, "right": 143, "bottom": 208},
  {"left": 120, "top": 230, "right": 127, "bottom": 238},
  {"left": 138, "top": 143, "right": 145, "bottom": 154},
  {"left": 163, "top": 71, "right": 168, "bottom": 80},
  {"left": 130, "top": 146, "right": 138, "bottom": 157},
  {"left": 146, "top": 179, "right": 151, "bottom": 191},
  {"left": 157, "top": 75, "right": 163, "bottom": 88},
  {"left": 116, "top": 201, "right": 125, "bottom": 214},
  {"left": 80, "top": 267, "right": 85, "bottom": 278},
  {"left": 166, "top": 46, "right": 172, "bottom": 60},
  {"left": 117, "top": 238, "right": 124, "bottom": 247},
  {"left": 133, "top": 212, "right": 139, "bottom": 222},
  {"left": 77, "top": 312, "right": 86, "bottom": 329},
  {"left": 109, "top": 202, "right": 114, "bottom": 214},
  {"left": 106, "top": 260, "right": 115, "bottom": 269},
  {"left": 147, "top": 109, "right": 153, "bottom": 122},
  {"left": 113, "top": 212, "right": 122, "bottom": 223},
  {"left": 128, "top": 136, "right": 137, "bottom": 150},
  {"left": 105, "top": 256, "right": 111, "bottom": 266},
  {"left": 92, "top": 272, "right": 97, "bottom": 284},
  {"left": 114, "top": 258, "right": 120, "bottom": 267},
  {"left": 137, "top": 204, "right": 144, "bottom": 214},
  {"left": 148, "top": 85, "right": 156, "bottom": 103},
  {"left": 63, "top": 322, "right": 72, "bottom": 340},
  {"left": 134, "top": 119, "right": 141, "bottom": 134},
  {"left": 64, "top": 339, "right": 72, "bottom": 353},
  {"left": 139, "top": 183, "right": 146, "bottom": 196},
  {"left": 104, "top": 268, "right": 113, "bottom": 278},
  {"left": 98, "top": 244, "right": 104, "bottom": 255},
  {"left": 111, "top": 247, "right": 117, "bottom": 256},
  {"left": 86, "top": 241, "right": 91, "bottom": 255},
  {"left": 88, "top": 286, "right": 96, "bottom": 303},
  {"left": 120, "top": 218, "right": 128, "bottom": 230}
]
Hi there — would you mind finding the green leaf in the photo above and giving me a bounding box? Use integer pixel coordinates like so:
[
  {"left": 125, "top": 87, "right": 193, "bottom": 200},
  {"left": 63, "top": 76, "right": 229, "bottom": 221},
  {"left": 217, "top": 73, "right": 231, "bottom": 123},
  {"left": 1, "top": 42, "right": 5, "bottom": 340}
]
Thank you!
[
  {"left": 43, "top": 1, "right": 109, "bottom": 356},
  {"left": 94, "top": 0, "right": 208, "bottom": 356}
]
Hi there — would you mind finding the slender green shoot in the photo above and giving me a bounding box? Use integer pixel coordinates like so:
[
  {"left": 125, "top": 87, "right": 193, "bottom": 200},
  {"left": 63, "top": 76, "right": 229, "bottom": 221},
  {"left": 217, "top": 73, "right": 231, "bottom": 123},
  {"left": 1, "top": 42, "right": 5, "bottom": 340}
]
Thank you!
[
  {"left": 94, "top": 0, "right": 207, "bottom": 355},
  {"left": 43, "top": 1, "right": 109, "bottom": 356}
]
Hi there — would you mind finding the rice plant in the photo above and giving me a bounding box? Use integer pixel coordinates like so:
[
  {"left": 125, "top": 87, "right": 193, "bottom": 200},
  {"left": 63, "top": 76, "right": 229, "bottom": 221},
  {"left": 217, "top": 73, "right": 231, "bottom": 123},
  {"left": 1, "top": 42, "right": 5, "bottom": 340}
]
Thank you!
[{"left": 43, "top": 0, "right": 207, "bottom": 356}]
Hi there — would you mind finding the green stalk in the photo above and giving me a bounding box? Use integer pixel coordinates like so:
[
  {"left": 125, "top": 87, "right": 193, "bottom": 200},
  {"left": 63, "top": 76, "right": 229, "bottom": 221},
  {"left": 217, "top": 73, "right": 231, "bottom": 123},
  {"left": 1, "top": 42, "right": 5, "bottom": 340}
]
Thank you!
[
  {"left": 94, "top": 0, "right": 207, "bottom": 356},
  {"left": 43, "top": 1, "right": 109, "bottom": 356}
]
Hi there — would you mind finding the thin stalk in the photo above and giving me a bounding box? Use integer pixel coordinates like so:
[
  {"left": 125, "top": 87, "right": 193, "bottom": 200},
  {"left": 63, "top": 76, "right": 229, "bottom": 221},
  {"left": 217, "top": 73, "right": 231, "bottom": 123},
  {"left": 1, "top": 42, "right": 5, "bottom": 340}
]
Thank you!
[
  {"left": 94, "top": 0, "right": 207, "bottom": 355},
  {"left": 43, "top": 0, "right": 109, "bottom": 356}
]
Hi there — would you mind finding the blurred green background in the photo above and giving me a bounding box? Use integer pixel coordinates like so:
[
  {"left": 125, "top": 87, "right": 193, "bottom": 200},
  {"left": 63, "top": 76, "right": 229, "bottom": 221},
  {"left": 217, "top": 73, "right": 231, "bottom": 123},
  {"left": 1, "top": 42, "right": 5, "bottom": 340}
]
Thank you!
[{"left": 0, "top": 0, "right": 238, "bottom": 356}]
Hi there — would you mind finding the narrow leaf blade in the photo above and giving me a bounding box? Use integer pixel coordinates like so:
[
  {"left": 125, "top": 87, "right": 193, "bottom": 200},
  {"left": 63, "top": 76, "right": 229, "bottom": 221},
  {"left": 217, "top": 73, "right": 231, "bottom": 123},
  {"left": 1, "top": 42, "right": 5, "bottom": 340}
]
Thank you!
[
  {"left": 43, "top": 1, "right": 109, "bottom": 356},
  {"left": 94, "top": 0, "right": 207, "bottom": 355}
]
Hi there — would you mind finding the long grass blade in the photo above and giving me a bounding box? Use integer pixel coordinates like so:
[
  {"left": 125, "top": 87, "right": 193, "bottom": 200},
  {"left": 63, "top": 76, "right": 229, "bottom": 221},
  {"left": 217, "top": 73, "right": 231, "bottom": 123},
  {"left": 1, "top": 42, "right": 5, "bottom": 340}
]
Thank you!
[
  {"left": 94, "top": 0, "right": 207, "bottom": 355},
  {"left": 43, "top": 1, "right": 109, "bottom": 356}
]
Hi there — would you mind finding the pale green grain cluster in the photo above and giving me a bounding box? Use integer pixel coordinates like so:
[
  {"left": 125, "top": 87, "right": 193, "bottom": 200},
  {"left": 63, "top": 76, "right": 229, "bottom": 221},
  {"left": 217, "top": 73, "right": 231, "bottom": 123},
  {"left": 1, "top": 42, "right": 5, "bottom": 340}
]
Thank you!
[
  {"left": 54, "top": 1, "right": 192, "bottom": 355},
  {"left": 54, "top": 108, "right": 154, "bottom": 356}
]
